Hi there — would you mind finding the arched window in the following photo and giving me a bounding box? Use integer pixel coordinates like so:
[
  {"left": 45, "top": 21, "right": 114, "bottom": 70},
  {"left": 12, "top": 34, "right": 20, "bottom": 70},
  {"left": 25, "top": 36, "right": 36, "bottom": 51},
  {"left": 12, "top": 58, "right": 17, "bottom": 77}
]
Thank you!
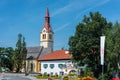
[
  {"left": 58, "top": 64, "right": 63, "bottom": 69},
  {"left": 43, "top": 34, "right": 46, "bottom": 39},
  {"left": 50, "top": 64, "right": 54, "bottom": 69},
  {"left": 43, "top": 64, "right": 48, "bottom": 69}
]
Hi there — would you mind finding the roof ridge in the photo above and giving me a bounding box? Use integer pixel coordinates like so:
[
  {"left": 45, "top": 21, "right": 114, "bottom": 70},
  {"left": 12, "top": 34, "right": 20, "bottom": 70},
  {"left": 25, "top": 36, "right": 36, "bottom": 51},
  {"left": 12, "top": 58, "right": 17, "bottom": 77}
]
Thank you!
[
  {"left": 37, "top": 46, "right": 44, "bottom": 59},
  {"left": 38, "top": 50, "right": 72, "bottom": 61}
]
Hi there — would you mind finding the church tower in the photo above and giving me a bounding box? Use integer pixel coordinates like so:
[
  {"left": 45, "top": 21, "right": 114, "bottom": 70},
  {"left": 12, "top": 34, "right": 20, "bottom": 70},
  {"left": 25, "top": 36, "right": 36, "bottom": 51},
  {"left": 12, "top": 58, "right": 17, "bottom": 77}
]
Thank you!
[{"left": 40, "top": 8, "right": 54, "bottom": 51}]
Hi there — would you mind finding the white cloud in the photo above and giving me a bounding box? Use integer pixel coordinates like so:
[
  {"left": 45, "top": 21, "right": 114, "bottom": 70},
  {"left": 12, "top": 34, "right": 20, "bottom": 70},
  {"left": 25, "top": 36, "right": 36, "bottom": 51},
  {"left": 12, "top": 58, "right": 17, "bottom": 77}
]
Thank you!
[
  {"left": 54, "top": 23, "right": 70, "bottom": 32},
  {"left": 75, "top": 0, "right": 110, "bottom": 19},
  {"left": 51, "top": 0, "right": 110, "bottom": 18},
  {"left": 51, "top": 0, "right": 83, "bottom": 17},
  {"left": 0, "top": 40, "right": 14, "bottom": 47}
]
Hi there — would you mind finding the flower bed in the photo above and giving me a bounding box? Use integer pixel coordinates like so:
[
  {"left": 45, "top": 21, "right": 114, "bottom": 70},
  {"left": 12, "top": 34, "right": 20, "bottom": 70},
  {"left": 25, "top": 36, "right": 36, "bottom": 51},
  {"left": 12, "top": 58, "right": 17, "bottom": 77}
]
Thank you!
[
  {"left": 35, "top": 73, "right": 60, "bottom": 79},
  {"left": 76, "top": 76, "right": 95, "bottom": 80}
]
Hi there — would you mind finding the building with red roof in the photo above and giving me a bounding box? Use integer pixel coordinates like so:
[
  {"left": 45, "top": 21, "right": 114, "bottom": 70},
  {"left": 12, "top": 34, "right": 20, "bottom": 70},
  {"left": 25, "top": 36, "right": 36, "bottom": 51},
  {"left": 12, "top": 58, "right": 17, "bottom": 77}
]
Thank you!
[{"left": 38, "top": 50, "right": 76, "bottom": 75}]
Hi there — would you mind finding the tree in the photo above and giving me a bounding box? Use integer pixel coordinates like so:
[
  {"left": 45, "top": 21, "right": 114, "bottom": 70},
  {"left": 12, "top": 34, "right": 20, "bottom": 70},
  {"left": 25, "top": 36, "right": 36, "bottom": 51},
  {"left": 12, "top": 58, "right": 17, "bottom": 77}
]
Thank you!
[
  {"left": 68, "top": 12, "right": 112, "bottom": 78},
  {"left": 0, "top": 47, "right": 14, "bottom": 71},
  {"left": 5, "top": 47, "right": 14, "bottom": 71},
  {"left": 110, "top": 22, "right": 120, "bottom": 71},
  {"left": 0, "top": 47, "right": 5, "bottom": 71},
  {"left": 13, "top": 33, "right": 27, "bottom": 72}
]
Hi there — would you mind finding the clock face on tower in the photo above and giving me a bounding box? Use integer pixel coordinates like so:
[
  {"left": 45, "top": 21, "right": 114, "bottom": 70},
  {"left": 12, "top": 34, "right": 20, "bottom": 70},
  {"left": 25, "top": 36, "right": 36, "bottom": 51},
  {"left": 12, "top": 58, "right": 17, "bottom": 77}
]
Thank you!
[{"left": 43, "top": 29, "right": 46, "bottom": 33}]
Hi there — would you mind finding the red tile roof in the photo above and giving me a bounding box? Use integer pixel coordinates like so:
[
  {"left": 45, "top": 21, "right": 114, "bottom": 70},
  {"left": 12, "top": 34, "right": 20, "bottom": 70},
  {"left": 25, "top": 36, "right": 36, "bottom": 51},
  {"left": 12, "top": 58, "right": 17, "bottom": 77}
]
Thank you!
[
  {"left": 38, "top": 50, "right": 72, "bottom": 61},
  {"left": 43, "top": 8, "right": 52, "bottom": 32}
]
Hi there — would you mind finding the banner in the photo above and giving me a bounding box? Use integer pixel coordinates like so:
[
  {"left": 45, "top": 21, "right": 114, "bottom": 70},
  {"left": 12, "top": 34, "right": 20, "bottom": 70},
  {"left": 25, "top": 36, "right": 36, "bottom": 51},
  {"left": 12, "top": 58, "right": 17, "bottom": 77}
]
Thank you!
[{"left": 100, "top": 36, "right": 105, "bottom": 65}]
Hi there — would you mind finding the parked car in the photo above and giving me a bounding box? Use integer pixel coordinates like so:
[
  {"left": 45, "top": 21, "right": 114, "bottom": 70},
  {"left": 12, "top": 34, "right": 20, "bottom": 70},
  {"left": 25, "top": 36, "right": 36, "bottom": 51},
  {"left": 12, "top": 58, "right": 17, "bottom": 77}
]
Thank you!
[{"left": 111, "top": 73, "right": 120, "bottom": 80}]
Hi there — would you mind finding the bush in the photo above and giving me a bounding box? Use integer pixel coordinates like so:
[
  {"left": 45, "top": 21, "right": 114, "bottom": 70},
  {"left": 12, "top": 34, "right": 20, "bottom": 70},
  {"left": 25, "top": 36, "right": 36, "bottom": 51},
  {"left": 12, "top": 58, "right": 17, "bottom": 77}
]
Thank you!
[
  {"left": 38, "top": 73, "right": 42, "bottom": 76},
  {"left": 84, "top": 67, "right": 93, "bottom": 77},
  {"left": 98, "top": 73, "right": 109, "bottom": 80},
  {"left": 63, "top": 75, "right": 69, "bottom": 80},
  {"left": 68, "top": 73, "right": 76, "bottom": 76},
  {"left": 36, "top": 73, "right": 48, "bottom": 79},
  {"left": 36, "top": 73, "right": 61, "bottom": 79},
  {"left": 76, "top": 76, "right": 95, "bottom": 80}
]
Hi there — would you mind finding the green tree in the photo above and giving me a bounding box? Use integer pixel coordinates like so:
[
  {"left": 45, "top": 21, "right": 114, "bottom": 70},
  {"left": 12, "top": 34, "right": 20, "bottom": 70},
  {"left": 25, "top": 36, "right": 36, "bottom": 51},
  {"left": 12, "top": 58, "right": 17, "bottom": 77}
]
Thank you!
[
  {"left": 100, "top": 22, "right": 120, "bottom": 79},
  {"left": 13, "top": 33, "right": 27, "bottom": 72},
  {"left": 0, "top": 47, "right": 14, "bottom": 71},
  {"left": 5, "top": 47, "right": 14, "bottom": 71},
  {"left": 0, "top": 47, "right": 5, "bottom": 71},
  {"left": 110, "top": 22, "right": 120, "bottom": 71},
  {"left": 68, "top": 12, "right": 112, "bottom": 78}
]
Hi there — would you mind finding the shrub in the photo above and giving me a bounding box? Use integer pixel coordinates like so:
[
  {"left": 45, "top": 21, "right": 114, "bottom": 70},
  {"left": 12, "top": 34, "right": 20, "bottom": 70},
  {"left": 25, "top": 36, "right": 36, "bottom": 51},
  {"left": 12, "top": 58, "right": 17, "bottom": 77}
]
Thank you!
[
  {"left": 98, "top": 73, "right": 109, "bottom": 80},
  {"left": 84, "top": 67, "right": 93, "bottom": 77},
  {"left": 76, "top": 76, "right": 95, "bottom": 80},
  {"left": 68, "top": 73, "right": 75, "bottom": 76},
  {"left": 38, "top": 73, "right": 42, "bottom": 76},
  {"left": 63, "top": 75, "right": 69, "bottom": 80}
]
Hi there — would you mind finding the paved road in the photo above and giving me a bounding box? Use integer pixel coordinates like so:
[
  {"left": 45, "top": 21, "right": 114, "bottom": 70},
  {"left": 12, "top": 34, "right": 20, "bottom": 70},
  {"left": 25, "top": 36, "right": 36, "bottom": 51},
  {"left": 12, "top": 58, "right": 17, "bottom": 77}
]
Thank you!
[
  {"left": 0, "top": 73, "right": 32, "bottom": 80},
  {"left": 0, "top": 75, "right": 31, "bottom": 80},
  {"left": 0, "top": 73, "right": 52, "bottom": 80}
]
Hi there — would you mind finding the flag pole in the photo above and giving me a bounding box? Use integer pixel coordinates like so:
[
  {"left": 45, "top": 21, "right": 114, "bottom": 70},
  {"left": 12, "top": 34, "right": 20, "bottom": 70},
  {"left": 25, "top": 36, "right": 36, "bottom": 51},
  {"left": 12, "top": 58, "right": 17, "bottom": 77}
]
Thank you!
[
  {"left": 100, "top": 36, "right": 105, "bottom": 80},
  {"left": 102, "top": 64, "right": 104, "bottom": 80}
]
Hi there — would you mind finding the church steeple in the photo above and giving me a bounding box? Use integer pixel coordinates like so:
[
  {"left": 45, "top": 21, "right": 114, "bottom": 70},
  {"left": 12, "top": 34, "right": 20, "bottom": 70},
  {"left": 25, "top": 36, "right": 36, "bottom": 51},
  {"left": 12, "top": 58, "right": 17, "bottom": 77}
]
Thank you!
[
  {"left": 45, "top": 8, "right": 49, "bottom": 18},
  {"left": 44, "top": 8, "right": 52, "bottom": 32},
  {"left": 40, "top": 8, "right": 54, "bottom": 51}
]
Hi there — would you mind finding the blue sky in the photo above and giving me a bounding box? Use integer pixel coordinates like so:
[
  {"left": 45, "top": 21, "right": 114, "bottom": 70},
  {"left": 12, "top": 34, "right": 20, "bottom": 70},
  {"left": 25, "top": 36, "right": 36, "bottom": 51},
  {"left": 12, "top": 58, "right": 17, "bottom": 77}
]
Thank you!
[{"left": 0, "top": 0, "right": 120, "bottom": 50}]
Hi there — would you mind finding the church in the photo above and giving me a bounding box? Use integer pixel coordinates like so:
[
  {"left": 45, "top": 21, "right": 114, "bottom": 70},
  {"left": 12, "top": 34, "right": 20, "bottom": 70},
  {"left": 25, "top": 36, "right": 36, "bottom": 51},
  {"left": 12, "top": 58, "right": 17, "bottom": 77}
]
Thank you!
[{"left": 26, "top": 8, "right": 75, "bottom": 75}]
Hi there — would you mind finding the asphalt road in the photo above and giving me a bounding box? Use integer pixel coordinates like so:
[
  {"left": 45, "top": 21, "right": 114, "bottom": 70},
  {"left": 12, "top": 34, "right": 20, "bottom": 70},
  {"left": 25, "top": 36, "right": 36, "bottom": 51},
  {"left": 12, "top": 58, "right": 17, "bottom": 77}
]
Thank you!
[{"left": 0, "top": 73, "right": 31, "bottom": 80}]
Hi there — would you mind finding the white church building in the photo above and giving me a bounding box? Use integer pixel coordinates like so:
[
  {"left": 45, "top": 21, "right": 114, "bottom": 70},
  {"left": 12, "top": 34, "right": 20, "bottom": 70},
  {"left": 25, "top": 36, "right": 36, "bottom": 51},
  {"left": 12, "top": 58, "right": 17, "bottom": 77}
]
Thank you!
[{"left": 26, "top": 8, "right": 77, "bottom": 75}]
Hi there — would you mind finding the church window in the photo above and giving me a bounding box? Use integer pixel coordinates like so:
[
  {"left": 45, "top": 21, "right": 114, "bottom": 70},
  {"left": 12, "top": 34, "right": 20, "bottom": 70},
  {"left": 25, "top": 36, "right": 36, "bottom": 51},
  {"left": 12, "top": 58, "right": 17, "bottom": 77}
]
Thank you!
[
  {"left": 43, "top": 34, "right": 46, "bottom": 39},
  {"left": 49, "top": 34, "right": 52, "bottom": 39}
]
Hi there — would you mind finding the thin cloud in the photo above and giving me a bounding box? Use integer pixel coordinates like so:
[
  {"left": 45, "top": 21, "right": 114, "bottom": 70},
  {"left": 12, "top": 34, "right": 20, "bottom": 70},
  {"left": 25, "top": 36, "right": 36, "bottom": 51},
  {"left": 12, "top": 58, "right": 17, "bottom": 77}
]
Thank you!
[
  {"left": 51, "top": 0, "right": 83, "bottom": 17},
  {"left": 0, "top": 41, "right": 14, "bottom": 47},
  {"left": 75, "top": 0, "right": 110, "bottom": 19},
  {"left": 54, "top": 23, "right": 70, "bottom": 32}
]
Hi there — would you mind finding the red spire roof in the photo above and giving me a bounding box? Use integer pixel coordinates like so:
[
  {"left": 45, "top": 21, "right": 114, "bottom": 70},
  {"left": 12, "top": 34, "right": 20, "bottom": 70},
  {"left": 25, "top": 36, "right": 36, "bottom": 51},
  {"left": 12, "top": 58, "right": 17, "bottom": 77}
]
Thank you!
[
  {"left": 38, "top": 50, "right": 72, "bottom": 61},
  {"left": 45, "top": 8, "right": 49, "bottom": 17},
  {"left": 43, "top": 8, "right": 52, "bottom": 32}
]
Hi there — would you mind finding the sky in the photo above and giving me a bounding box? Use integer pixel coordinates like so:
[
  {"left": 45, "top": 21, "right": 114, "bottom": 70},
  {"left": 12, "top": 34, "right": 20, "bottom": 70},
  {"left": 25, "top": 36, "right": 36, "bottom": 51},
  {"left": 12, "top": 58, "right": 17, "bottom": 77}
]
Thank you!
[{"left": 0, "top": 0, "right": 120, "bottom": 50}]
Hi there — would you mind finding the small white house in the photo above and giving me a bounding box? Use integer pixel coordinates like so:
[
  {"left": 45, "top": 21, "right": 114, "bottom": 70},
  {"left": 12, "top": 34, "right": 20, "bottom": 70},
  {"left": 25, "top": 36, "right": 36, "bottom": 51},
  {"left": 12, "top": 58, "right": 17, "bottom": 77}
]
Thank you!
[{"left": 38, "top": 50, "right": 76, "bottom": 75}]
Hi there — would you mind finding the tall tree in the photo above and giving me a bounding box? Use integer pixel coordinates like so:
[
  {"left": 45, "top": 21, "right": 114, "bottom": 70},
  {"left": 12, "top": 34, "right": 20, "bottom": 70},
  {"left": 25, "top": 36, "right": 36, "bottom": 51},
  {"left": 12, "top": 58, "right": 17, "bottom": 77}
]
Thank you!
[
  {"left": 13, "top": 33, "right": 27, "bottom": 72},
  {"left": 22, "top": 37, "right": 27, "bottom": 74},
  {"left": 68, "top": 12, "right": 112, "bottom": 78},
  {"left": 111, "top": 22, "right": 120, "bottom": 71}
]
